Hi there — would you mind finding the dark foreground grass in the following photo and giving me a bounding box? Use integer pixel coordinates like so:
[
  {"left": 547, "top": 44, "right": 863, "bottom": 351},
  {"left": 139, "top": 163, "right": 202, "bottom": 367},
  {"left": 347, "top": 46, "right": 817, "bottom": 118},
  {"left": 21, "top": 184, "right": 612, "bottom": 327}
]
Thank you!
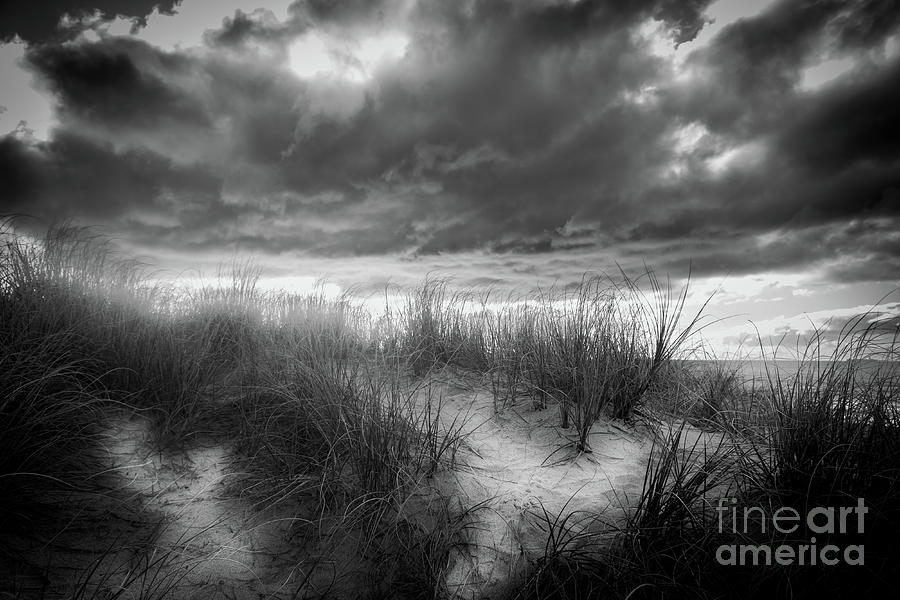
[{"left": 0, "top": 223, "right": 478, "bottom": 598}]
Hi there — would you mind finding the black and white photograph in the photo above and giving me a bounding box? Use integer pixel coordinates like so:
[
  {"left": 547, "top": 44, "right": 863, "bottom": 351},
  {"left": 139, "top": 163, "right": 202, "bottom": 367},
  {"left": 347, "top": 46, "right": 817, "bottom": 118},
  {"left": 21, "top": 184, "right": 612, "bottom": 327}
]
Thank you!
[{"left": 1, "top": 0, "right": 899, "bottom": 598}]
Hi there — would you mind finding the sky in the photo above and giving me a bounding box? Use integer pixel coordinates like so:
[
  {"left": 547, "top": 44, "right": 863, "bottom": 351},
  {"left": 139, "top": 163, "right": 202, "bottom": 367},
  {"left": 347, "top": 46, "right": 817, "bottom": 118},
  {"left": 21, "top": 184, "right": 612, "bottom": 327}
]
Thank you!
[{"left": 1, "top": 0, "right": 899, "bottom": 356}]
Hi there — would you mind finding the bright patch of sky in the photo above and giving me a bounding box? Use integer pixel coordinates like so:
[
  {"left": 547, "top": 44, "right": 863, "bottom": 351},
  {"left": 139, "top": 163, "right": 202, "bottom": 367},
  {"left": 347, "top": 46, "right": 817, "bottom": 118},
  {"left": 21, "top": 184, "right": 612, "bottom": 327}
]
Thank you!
[
  {"left": 0, "top": 40, "right": 55, "bottom": 138},
  {"left": 681, "top": 268, "right": 900, "bottom": 358},
  {"left": 799, "top": 55, "right": 857, "bottom": 90},
  {"left": 705, "top": 140, "right": 767, "bottom": 175},
  {"left": 705, "top": 300, "right": 900, "bottom": 357},
  {"left": 287, "top": 29, "right": 409, "bottom": 82},
  {"left": 670, "top": 122, "right": 709, "bottom": 153},
  {"left": 662, "top": 122, "right": 704, "bottom": 177},
  {"left": 887, "top": 32, "right": 900, "bottom": 59}
]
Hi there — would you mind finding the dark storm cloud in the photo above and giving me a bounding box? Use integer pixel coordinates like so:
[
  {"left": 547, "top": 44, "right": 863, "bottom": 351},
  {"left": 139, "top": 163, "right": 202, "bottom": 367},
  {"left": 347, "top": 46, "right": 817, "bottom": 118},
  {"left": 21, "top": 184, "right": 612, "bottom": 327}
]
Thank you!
[
  {"left": 0, "top": 134, "right": 44, "bottom": 206},
  {"left": 1, "top": 0, "right": 899, "bottom": 286},
  {"left": 19, "top": 29, "right": 305, "bottom": 167},
  {"left": 295, "top": 0, "right": 400, "bottom": 27},
  {"left": 277, "top": 0, "right": 693, "bottom": 253},
  {"left": 829, "top": 0, "right": 900, "bottom": 51},
  {"left": 0, "top": 1, "right": 181, "bottom": 43},
  {"left": 621, "top": 215, "right": 900, "bottom": 282},
  {"left": 611, "top": 165, "right": 900, "bottom": 283},
  {"left": 651, "top": 0, "right": 713, "bottom": 45},
  {"left": 204, "top": 8, "right": 294, "bottom": 49},
  {"left": 621, "top": 0, "right": 900, "bottom": 279},
  {"left": 662, "top": 1, "right": 838, "bottom": 136},
  {"left": 26, "top": 37, "right": 208, "bottom": 129},
  {"left": 0, "top": 130, "right": 223, "bottom": 225},
  {"left": 631, "top": 152, "right": 900, "bottom": 242},
  {"left": 775, "top": 59, "right": 900, "bottom": 174}
]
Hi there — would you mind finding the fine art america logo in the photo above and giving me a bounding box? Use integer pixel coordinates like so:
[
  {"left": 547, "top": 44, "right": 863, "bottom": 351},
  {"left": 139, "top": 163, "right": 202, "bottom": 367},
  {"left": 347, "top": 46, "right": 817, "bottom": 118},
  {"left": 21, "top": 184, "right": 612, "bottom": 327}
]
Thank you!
[{"left": 715, "top": 498, "right": 867, "bottom": 566}]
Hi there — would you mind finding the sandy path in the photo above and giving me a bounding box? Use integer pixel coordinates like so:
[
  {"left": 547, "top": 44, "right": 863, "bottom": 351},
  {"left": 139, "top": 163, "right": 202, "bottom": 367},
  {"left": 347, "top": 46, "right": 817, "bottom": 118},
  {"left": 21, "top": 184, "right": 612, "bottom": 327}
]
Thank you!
[
  {"left": 5, "top": 379, "right": 653, "bottom": 599},
  {"left": 55, "top": 414, "right": 313, "bottom": 600},
  {"left": 426, "top": 381, "right": 651, "bottom": 598}
]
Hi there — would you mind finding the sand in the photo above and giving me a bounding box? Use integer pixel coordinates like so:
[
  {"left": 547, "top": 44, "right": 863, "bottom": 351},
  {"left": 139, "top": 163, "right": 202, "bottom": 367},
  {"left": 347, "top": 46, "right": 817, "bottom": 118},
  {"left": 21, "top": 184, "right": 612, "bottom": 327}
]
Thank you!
[
  {"left": 420, "top": 378, "right": 651, "bottom": 597},
  {"left": 7, "top": 375, "right": 656, "bottom": 599}
]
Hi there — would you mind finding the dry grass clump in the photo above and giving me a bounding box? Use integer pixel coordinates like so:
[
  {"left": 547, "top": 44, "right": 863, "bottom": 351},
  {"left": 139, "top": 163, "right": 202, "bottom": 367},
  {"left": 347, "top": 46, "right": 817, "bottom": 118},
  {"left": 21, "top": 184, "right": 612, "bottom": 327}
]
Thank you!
[
  {"left": 1, "top": 223, "right": 141, "bottom": 541},
  {"left": 397, "top": 271, "right": 713, "bottom": 452},
  {"left": 509, "top": 424, "right": 736, "bottom": 600},
  {"left": 645, "top": 357, "right": 767, "bottom": 430}
]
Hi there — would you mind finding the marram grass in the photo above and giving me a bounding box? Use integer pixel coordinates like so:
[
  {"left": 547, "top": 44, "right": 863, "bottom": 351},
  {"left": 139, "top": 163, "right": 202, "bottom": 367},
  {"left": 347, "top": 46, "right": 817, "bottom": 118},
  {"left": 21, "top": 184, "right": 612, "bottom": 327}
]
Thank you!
[{"left": 2, "top": 221, "right": 898, "bottom": 599}]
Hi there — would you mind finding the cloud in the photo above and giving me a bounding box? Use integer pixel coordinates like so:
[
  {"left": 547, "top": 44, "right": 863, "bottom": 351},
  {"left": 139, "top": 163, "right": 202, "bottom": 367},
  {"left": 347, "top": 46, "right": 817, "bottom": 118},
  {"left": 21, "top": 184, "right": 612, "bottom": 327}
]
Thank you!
[
  {"left": 0, "top": 129, "right": 223, "bottom": 228},
  {"left": 717, "top": 300, "right": 900, "bottom": 355},
  {"left": 204, "top": 8, "right": 292, "bottom": 49},
  {"left": 26, "top": 37, "right": 208, "bottom": 129},
  {"left": 776, "top": 59, "right": 900, "bottom": 174},
  {"left": 0, "top": 0, "right": 181, "bottom": 43},
  {"left": 0, "top": 0, "right": 898, "bottom": 296}
]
